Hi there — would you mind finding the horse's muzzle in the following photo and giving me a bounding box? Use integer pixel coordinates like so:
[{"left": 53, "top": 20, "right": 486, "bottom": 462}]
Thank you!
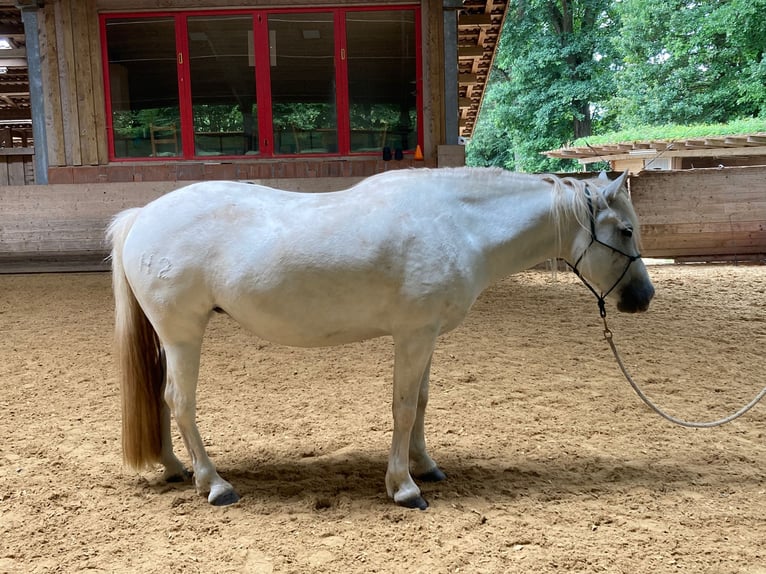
[{"left": 617, "top": 281, "right": 655, "bottom": 313}]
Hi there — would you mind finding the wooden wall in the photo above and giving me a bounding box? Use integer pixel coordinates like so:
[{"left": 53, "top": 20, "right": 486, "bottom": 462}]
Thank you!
[
  {"left": 630, "top": 166, "right": 766, "bottom": 260},
  {"left": 40, "top": 0, "right": 108, "bottom": 167},
  {"left": 0, "top": 177, "right": 366, "bottom": 272}
]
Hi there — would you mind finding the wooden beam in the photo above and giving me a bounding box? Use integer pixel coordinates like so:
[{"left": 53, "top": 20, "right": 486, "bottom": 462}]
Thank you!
[
  {"left": 0, "top": 89, "right": 28, "bottom": 97},
  {"left": 0, "top": 57, "right": 26, "bottom": 66},
  {"left": 458, "top": 14, "right": 492, "bottom": 27},
  {"left": 458, "top": 46, "right": 484, "bottom": 58},
  {"left": 0, "top": 24, "right": 24, "bottom": 36},
  {"left": 0, "top": 47, "right": 25, "bottom": 59},
  {"left": 0, "top": 108, "right": 30, "bottom": 120},
  {"left": 573, "top": 145, "right": 766, "bottom": 164}
]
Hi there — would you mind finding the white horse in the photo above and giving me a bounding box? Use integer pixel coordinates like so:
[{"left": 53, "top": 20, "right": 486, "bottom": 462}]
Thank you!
[{"left": 108, "top": 167, "right": 654, "bottom": 509}]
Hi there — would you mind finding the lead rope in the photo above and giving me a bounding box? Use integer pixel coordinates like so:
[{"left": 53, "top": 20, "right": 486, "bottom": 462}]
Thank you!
[{"left": 601, "top": 314, "right": 766, "bottom": 428}]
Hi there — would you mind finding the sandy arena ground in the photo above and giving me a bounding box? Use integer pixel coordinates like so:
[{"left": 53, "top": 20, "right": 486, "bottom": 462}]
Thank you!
[{"left": 0, "top": 264, "right": 764, "bottom": 573}]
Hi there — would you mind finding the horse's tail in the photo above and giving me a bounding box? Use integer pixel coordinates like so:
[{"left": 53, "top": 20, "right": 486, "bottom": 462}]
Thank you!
[{"left": 107, "top": 209, "right": 164, "bottom": 469}]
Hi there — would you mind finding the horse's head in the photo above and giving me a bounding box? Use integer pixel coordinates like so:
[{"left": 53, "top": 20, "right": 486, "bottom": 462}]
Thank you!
[{"left": 566, "top": 171, "right": 655, "bottom": 314}]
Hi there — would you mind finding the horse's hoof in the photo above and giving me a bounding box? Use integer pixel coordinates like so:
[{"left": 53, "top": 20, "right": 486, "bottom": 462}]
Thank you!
[
  {"left": 397, "top": 495, "right": 429, "bottom": 510},
  {"left": 209, "top": 489, "right": 240, "bottom": 506},
  {"left": 416, "top": 467, "right": 447, "bottom": 483}
]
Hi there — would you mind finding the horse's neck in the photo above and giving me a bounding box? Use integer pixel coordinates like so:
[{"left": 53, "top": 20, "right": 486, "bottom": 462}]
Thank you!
[{"left": 464, "top": 181, "right": 571, "bottom": 288}]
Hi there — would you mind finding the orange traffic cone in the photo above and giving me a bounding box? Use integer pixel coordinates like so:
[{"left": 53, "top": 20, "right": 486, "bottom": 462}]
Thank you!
[{"left": 414, "top": 145, "right": 424, "bottom": 161}]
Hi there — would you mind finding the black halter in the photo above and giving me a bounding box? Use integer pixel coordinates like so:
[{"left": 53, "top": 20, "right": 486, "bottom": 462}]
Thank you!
[{"left": 565, "top": 186, "right": 641, "bottom": 318}]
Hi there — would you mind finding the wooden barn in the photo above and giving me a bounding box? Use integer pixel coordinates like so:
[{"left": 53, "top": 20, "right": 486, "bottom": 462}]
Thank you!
[{"left": 0, "top": 0, "right": 508, "bottom": 270}]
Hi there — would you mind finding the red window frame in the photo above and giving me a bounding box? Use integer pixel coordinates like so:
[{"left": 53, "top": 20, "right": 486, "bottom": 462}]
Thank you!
[{"left": 100, "top": 5, "right": 422, "bottom": 162}]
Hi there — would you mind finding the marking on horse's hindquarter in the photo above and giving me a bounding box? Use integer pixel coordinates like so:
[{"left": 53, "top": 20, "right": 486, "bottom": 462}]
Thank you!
[
  {"left": 139, "top": 253, "right": 152, "bottom": 273},
  {"left": 158, "top": 258, "right": 173, "bottom": 279}
]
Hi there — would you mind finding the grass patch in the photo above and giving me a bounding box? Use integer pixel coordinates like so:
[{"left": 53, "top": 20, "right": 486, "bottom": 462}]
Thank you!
[{"left": 571, "top": 117, "right": 766, "bottom": 147}]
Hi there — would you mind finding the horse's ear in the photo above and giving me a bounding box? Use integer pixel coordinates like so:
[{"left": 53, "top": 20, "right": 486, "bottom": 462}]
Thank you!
[
  {"left": 601, "top": 170, "right": 629, "bottom": 204},
  {"left": 598, "top": 170, "right": 609, "bottom": 182}
]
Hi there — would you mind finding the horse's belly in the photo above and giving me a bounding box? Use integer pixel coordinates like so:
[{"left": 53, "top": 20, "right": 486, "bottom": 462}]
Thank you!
[
  {"left": 229, "top": 305, "right": 391, "bottom": 347},
  {"left": 217, "top": 281, "right": 471, "bottom": 348}
]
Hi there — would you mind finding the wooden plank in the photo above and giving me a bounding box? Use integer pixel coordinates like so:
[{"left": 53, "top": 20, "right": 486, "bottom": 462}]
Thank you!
[
  {"left": 458, "top": 46, "right": 484, "bottom": 58},
  {"left": 642, "top": 222, "right": 765, "bottom": 237},
  {"left": 458, "top": 13, "right": 492, "bottom": 26},
  {"left": 0, "top": 147, "right": 35, "bottom": 156},
  {"left": 424, "top": 0, "right": 442, "bottom": 156},
  {"left": 7, "top": 156, "right": 25, "bottom": 185},
  {"left": 87, "top": 0, "right": 109, "bottom": 164},
  {"left": 643, "top": 227, "right": 764, "bottom": 244},
  {"left": 0, "top": 157, "right": 9, "bottom": 185},
  {"left": 54, "top": 0, "right": 83, "bottom": 166},
  {"left": 643, "top": 238, "right": 764, "bottom": 254},
  {"left": 40, "top": 3, "right": 66, "bottom": 167},
  {"left": 71, "top": 0, "right": 99, "bottom": 165},
  {"left": 580, "top": 145, "right": 766, "bottom": 164}
]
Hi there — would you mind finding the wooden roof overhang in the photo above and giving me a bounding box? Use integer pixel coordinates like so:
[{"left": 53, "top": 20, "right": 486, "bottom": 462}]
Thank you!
[
  {"left": 545, "top": 133, "right": 766, "bottom": 165},
  {"left": 456, "top": 0, "right": 507, "bottom": 138}
]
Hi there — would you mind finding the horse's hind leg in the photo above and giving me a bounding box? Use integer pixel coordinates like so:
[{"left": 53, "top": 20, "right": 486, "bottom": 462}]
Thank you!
[
  {"left": 386, "top": 328, "right": 438, "bottom": 509},
  {"left": 160, "top": 401, "right": 191, "bottom": 482},
  {"left": 163, "top": 340, "right": 239, "bottom": 506},
  {"left": 156, "top": 349, "right": 191, "bottom": 483},
  {"left": 409, "top": 355, "right": 447, "bottom": 483}
]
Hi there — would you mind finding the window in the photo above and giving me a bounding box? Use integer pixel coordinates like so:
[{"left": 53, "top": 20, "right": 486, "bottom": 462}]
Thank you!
[
  {"left": 101, "top": 7, "right": 421, "bottom": 161},
  {"left": 105, "top": 17, "right": 181, "bottom": 158},
  {"left": 347, "top": 10, "right": 417, "bottom": 153},
  {"left": 268, "top": 12, "right": 337, "bottom": 154},
  {"left": 188, "top": 15, "right": 259, "bottom": 156}
]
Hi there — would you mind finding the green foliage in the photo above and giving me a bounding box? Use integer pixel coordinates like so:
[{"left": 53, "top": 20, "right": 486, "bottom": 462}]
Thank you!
[
  {"left": 112, "top": 108, "right": 180, "bottom": 139},
  {"left": 468, "top": 0, "right": 618, "bottom": 172},
  {"left": 611, "top": 0, "right": 766, "bottom": 125},
  {"left": 349, "top": 104, "right": 407, "bottom": 129},
  {"left": 468, "top": 0, "right": 766, "bottom": 172},
  {"left": 193, "top": 105, "right": 245, "bottom": 132},
  {"left": 271, "top": 103, "right": 335, "bottom": 131}
]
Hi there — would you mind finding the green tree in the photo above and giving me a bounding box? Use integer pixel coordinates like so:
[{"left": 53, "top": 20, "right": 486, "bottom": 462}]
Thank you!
[
  {"left": 469, "top": 0, "right": 766, "bottom": 171},
  {"left": 468, "top": 0, "right": 618, "bottom": 172},
  {"left": 610, "top": 0, "right": 766, "bottom": 125}
]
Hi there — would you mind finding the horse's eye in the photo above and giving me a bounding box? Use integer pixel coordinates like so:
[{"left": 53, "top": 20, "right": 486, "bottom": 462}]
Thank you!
[{"left": 621, "top": 227, "right": 633, "bottom": 238}]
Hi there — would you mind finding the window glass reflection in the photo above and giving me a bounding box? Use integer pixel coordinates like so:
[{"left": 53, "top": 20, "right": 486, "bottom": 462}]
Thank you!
[
  {"left": 268, "top": 13, "right": 337, "bottom": 154},
  {"left": 347, "top": 10, "right": 417, "bottom": 153},
  {"left": 188, "top": 15, "right": 259, "bottom": 157},
  {"left": 106, "top": 18, "right": 181, "bottom": 158}
]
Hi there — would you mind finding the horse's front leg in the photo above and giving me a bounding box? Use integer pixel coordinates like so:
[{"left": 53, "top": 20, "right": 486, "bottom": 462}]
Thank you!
[
  {"left": 164, "top": 341, "right": 239, "bottom": 506},
  {"left": 409, "top": 356, "right": 447, "bottom": 483},
  {"left": 386, "top": 329, "right": 438, "bottom": 509}
]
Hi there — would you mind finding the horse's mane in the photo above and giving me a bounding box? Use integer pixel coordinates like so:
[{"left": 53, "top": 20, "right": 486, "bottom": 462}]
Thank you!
[
  {"left": 542, "top": 173, "right": 595, "bottom": 237},
  {"left": 541, "top": 172, "right": 640, "bottom": 250}
]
